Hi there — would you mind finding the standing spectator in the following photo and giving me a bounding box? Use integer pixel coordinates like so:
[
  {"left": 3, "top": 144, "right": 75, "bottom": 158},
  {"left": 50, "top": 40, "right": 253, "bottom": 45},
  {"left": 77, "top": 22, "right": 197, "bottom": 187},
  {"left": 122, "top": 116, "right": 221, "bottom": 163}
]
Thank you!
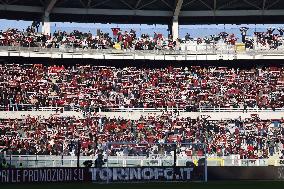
[{"left": 240, "top": 27, "right": 249, "bottom": 43}]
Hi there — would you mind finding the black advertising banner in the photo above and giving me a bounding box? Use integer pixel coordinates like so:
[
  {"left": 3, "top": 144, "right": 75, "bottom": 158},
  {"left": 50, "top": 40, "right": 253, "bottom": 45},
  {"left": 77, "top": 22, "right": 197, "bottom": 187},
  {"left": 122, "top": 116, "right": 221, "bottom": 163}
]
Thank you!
[
  {"left": 89, "top": 167, "right": 203, "bottom": 182},
  {"left": 0, "top": 166, "right": 203, "bottom": 183},
  {"left": 2, "top": 166, "right": 284, "bottom": 183},
  {"left": 207, "top": 166, "right": 284, "bottom": 181},
  {"left": 0, "top": 168, "right": 91, "bottom": 183}
]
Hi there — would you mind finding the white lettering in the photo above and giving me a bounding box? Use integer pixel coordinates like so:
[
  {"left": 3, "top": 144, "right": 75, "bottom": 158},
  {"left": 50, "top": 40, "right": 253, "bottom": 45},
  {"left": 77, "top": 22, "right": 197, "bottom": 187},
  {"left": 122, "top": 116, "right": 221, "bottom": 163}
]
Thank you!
[
  {"left": 17, "top": 170, "right": 21, "bottom": 182},
  {"left": 183, "top": 168, "right": 193, "bottom": 180},
  {"left": 46, "top": 169, "right": 51, "bottom": 182},
  {"left": 154, "top": 168, "right": 164, "bottom": 180},
  {"left": 129, "top": 168, "right": 141, "bottom": 180},
  {"left": 164, "top": 168, "right": 173, "bottom": 180},
  {"left": 23, "top": 170, "right": 28, "bottom": 182},
  {"left": 33, "top": 170, "right": 39, "bottom": 182},
  {"left": 142, "top": 168, "right": 154, "bottom": 180},
  {"left": 28, "top": 170, "right": 34, "bottom": 182},
  {"left": 40, "top": 169, "right": 47, "bottom": 182}
]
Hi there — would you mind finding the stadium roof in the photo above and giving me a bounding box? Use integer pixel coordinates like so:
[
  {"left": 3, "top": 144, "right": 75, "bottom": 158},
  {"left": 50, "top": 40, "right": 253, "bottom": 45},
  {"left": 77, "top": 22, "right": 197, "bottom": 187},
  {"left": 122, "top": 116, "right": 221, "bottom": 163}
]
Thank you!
[{"left": 1, "top": 0, "right": 284, "bottom": 24}]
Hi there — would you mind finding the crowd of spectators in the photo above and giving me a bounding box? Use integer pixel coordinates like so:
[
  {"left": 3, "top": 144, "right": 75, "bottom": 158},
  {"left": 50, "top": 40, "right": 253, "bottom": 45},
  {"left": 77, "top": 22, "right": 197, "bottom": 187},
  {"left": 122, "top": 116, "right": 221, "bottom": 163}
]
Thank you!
[
  {"left": 1, "top": 24, "right": 283, "bottom": 50},
  {"left": 0, "top": 27, "right": 114, "bottom": 49},
  {"left": 0, "top": 25, "right": 179, "bottom": 50},
  {"left": 240, "top": 27, "right": 284, "bottom": 49},
  {"left": 253, "top": 28, "right": 284, "bottom": 49},
  {"left": 0, "top": 113, "right": 283, "bottom": 160},
  {"left": 0, "top": 64, "right": 283, "bottom": 111}
]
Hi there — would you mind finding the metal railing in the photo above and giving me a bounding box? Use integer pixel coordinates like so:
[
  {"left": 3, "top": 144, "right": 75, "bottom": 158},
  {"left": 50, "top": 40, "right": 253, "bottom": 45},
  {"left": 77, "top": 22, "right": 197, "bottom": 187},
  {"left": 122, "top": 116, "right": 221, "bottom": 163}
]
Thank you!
[
  {"left": 198, "top": 107, "right": 284, "bottom": 113},
  {"left": 0, "top": 43, "right": 284, "bottom": 56},
  {"left": 0, "top": 43, "right": 235, "bottom": 54},
  {"left": 0, "top": 104, "right": 80, "bottom": 112},
  {"left": 1, "top": 104, "right": 284, "bottom": 113},
  {"left": 2, "top": 155, "right": 284, "bottom": 168}
]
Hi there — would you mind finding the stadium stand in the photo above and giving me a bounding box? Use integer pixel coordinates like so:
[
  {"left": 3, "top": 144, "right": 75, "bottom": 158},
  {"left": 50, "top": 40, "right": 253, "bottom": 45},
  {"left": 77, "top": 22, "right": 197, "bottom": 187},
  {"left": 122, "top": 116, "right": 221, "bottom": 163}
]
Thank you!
[
  {"left": 0, "top": 26, "right": 283, "bottom": 50},
  {"left": 0, "top": 62, "right": 283, "bottom": 161},
  {"left": 0, "top": 113, "right": 283, "bottom": 160},
  {"left": 0, "top": 64, "right": 283, "bottom": 112}
]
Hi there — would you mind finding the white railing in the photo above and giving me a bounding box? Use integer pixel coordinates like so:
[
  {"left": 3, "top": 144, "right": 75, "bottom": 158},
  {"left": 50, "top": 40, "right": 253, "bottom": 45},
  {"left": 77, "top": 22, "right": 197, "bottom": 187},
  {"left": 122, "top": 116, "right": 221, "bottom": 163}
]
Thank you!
[
  {"left": 0, "top": 44, "right": 236, "bottom": 55},
  {"left": 1, "top": 44, "right": 284, "bottom": 60},
  {"left": 198, "top": 107, "right": 284, "bottom": 113},
  {"left": 0, "top": 43, "right": 283, "bottom": 54},
  {"left": 106, "top": 107, "right": 284, "bottom": 113},
  {"left": 0, "top": 104, "right": 80, "bottom": 112},
  {"left": 29, "top": 106, "right": 79, "bottom": 112},
  {"left": 2, "top": 155, "right": 284, "bottom": 168},
  {"left": 1, "top": 105, "right": 284, "bottom": 113},
  {"left": 104, "top": 107, "right": 185, "bottom": 112}
]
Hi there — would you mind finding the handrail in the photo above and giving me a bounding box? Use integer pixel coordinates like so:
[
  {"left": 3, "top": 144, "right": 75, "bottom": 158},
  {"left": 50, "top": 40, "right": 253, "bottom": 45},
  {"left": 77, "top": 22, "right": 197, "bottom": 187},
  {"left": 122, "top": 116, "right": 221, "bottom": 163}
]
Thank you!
[
  {"left": 0, "top": 44, "right": 233, "bottom": 54},
  {"left": 3, "top": 154, "right": 284, "bottom": 167},
  {"left": 0, "top": 44, "right": 284, "bottom": 61},
  {"left": 1, "top": 44, "right": 284, "bottom": 54},
  {"left": 1, "top": 104, "right": 284, "bottom": 113},
  {"left": 0, "top": 104, "right": 81, "bottom": 112}
]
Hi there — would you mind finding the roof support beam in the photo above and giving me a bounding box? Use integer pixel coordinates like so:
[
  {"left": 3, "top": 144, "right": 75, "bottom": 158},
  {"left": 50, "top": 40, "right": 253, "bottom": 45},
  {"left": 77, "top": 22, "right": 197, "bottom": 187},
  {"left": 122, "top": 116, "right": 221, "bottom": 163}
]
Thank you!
[
  {"left": 161, "top": 0, "right": 173, "bottom": 9},
  {"left": 266, "top": 0, "right": 280, "bottom": 9},
  {"left": 243, "top": 0, "right": 261, "bottom": 10},
  {"left": 138, "top": 0, "right": 158, "bottom": 10},
  {"left": 213, "top": 0, "right": 217, "bottom": 15},
  {"left": 79, "top": 0, "right": 87, "bottom": 8},
  {"left": 174, "top": 0, "right": 183, "bottom": 16},
  {"left": 217, "top": 0, "right": 239, "bottom": 10},
  {"left": 198, "top": 0, "right": 213, "bottom": 10},
  {"left": 92, "top": 0, "right": 111, "bottom": 8},
  {"left": 120, "top": 0, "right": 134, "bottom": 9},
  {"left": 135, "top": 0, "right": 142, "bottom": 9},
  {"left": 43, "top": 0, "right": 57, "bottom": 36},
  {"left": 262, "top": 0, "right": 266, "bottom": 10},
  {"left": 87, "top": 0, "right": 92, "bottom": 7},
  {"left": 182, "top": 0, "right": 197, "bottom": 8},
  {"left": 5, "top": 0, "right": 19, "bottom": 4},
  {"left": 171, "top": 0, "right": 183, "bottom": 41},
  {"left": 45, "top": 0, "right": 57, "bottom": 15}
]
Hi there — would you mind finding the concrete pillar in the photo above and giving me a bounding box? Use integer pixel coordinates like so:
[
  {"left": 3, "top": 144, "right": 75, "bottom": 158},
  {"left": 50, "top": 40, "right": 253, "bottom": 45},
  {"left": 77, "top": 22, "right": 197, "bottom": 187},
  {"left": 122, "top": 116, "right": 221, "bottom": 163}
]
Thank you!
[
  {"left": 172, "top": 16, "right": 179, "bottom": 41},
  {"left": 42, "top": 14, "right": 51, "bottom": 35}
]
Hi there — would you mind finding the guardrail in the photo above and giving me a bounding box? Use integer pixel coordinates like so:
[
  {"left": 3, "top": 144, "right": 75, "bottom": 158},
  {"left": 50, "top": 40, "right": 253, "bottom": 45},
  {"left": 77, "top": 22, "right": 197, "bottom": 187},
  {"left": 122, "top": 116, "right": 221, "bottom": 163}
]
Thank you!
[
  {"left": 198, "top": 107, "right": 284, "bottom": 112},
  {"left": 0, "top": 44, "right": 235, "bottom": 55},
  {"left": 0, "top": 104, "right": 80, "bottom": 112},
  {"left": 1, "top": 44, "right": 284, "bottom": 60},
  {"left": 0, "top": 44, "right": 284, "bottom": 55},
  {"left": 1, "top": 105, "right": 284, "bottom": 113},
  {"left": 2, "top": 155, "right": 284, "bottom": 168},
  {"left": 0, "top": 44, "right": 232, "bottom": 61}
]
